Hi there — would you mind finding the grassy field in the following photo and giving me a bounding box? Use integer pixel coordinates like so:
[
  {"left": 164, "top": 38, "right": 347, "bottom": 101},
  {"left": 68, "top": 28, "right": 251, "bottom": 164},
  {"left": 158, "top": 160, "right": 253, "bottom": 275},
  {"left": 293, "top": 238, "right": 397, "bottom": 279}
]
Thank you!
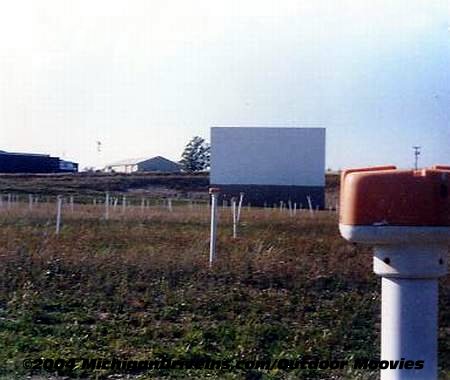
[
  {"left": 0, "top": 192, "right": 448, "bottom": 379},
  {"left": 0, "top": 172, "right": 340, "bottom": 208},
  {"left": 0, "top": 172, "right": 209, "bottom": 199}
]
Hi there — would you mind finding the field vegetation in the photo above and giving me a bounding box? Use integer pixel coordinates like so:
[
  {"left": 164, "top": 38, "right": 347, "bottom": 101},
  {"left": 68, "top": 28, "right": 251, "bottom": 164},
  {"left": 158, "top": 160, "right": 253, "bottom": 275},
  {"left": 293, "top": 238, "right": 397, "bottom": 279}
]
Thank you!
[{"left": 0, "top": 181, "right": 448, "bottom": 379}]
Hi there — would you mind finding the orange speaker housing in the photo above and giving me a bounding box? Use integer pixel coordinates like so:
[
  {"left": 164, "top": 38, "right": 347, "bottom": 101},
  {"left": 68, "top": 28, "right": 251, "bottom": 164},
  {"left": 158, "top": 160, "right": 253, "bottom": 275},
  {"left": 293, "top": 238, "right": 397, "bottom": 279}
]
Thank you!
[{"left": 340, "top": 166, "right": 450, "bottom": 227}]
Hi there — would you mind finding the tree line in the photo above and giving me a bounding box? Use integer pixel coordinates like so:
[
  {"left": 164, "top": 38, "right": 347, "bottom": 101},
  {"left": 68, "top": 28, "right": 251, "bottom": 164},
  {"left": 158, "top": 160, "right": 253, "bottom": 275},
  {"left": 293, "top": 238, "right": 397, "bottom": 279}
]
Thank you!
[{"left": 179, "top": 136, "right": 210, "bottom": 173}]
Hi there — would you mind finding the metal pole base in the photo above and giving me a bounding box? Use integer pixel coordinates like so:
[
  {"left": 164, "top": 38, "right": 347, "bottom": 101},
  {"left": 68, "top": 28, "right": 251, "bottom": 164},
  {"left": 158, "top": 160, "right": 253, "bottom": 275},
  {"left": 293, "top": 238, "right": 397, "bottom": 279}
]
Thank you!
[
  {"left": 374, "top": 245, "right": 447, "bottom": 380},
  {"left": 380, "top": 277, "right": 438, "bottom": 380}
]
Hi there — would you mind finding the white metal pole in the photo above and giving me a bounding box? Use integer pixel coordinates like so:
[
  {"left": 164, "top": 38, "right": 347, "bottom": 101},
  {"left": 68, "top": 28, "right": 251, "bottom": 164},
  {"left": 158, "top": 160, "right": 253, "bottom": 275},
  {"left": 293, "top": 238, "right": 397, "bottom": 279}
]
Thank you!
[
  {"left": 7, "top": 193, "right": 11, "bottom": 209},
  {"left": 209, "top": 188, "right": 220, "bottom": 267},
  {"left": 373, "top": 244, "right": 447, "bottom": 380},
  {"left": 381, "top": 278, "right": 437, "bottom": 380},
  {"left": 56, "top": 195, "right": 62, "bottom": 235},
  {"left": 237, "top": 193, "right": 244, "bottom": 222},
  {"left": 232, "top": 198, "right": 237, "bottom": 239},
  {"left": 28, "top": 194, "right": 33, "bottom": 212},
  {"left": 105, "top": 192, "right": 110, "bottom": 220},
  {"left": 307, "top": 195, "right": 314, "bottom": 216},
  {"left": 168, "top": 198, "right": 173, "bottom": 212},
  {"left": 70, "top": 196, "right": 74, "bottom": 213}
]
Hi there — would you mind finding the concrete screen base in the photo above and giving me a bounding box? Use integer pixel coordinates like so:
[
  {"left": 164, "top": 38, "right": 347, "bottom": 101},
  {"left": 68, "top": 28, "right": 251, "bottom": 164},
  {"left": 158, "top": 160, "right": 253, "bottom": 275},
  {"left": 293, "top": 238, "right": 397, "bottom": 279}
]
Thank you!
[{"left": 212, "top": 184, "right": 325, "bottom": 209}]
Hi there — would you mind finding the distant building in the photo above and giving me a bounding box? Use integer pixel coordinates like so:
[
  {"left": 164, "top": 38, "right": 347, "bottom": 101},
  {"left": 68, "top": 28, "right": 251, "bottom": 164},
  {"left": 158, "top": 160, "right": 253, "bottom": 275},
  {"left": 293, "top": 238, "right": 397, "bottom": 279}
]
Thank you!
[
  {"left": 59, "top": 160, "right": 79, "bottom": 173},
  {"left": 210, "top": 127, "right": 326, "bottom": 208},
  {"left": 104, "top": 156, "right": 181, "bottom": 173},
  {"left": 0, "top": 151, "right": 78, "bottom": 173}
]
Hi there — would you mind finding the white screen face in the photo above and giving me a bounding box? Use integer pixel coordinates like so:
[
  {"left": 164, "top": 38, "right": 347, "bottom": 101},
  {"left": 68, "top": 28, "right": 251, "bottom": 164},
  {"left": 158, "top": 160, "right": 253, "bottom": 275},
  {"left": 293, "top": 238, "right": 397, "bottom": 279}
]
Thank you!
[{"left": 210, "top": 127, "right": 325, "bottom": 187}]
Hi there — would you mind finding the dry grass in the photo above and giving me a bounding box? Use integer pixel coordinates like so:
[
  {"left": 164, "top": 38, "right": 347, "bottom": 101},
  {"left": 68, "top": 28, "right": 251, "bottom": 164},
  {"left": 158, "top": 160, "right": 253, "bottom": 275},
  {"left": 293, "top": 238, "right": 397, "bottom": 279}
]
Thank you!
[{"left": 0, "top": 201, "right": 448, "bottom": 380}]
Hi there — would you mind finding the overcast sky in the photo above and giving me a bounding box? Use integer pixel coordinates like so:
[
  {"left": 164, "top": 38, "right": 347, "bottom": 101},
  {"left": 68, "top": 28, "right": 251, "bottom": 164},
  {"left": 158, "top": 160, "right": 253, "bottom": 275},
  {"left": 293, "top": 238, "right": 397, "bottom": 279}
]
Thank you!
[{"left": 0, "top": 0, "right": 449, "bottom": 170}]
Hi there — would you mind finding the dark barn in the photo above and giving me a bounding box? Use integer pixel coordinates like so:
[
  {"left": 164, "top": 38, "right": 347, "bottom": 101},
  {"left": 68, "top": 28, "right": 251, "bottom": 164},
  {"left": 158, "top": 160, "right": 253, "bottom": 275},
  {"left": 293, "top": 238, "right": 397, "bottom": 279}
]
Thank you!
[{"left": 0, "top": 151, "right": 78, "bottom": 174}]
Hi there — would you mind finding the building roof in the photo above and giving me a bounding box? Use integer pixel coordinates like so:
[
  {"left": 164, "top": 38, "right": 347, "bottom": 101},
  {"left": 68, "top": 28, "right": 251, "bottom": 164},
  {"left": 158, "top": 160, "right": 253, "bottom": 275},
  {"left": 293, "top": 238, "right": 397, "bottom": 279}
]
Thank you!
[
  {"left": 0, "top": 150, "right": 51, "bottom": 157},
  {"left": 106, "top": 156, "right": 180, "bottom": 167},
  {"left": 106, "top": 157, "right": 148, "bottom": 167}
]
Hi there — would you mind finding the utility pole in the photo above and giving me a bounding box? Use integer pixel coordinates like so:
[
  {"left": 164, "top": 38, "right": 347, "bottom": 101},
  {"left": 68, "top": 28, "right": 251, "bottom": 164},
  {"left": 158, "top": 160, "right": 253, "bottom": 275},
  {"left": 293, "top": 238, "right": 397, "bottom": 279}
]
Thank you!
[{"left": 413, "top": 146, "right": 421, "bottom": 170}]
